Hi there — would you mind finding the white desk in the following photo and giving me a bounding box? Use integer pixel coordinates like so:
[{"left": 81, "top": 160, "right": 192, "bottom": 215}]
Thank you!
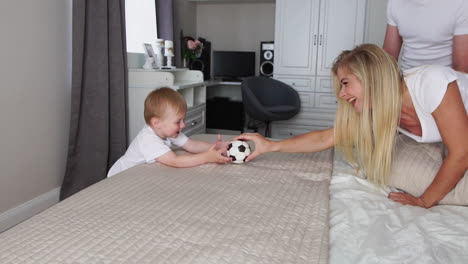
[
  {"left": 203, "top": 79, "right": 245, "bottom": 134},
  {"left": 128, "top": 69, "right": 207, "bottom": 141},
  {"left": 204, "top": 80, "right": 242, "bottom": 102}
]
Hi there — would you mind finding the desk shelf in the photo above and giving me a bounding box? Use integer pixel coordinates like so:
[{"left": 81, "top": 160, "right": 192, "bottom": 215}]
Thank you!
[{"left": 128, "top": 69, "right": 207, "bottom": 141}]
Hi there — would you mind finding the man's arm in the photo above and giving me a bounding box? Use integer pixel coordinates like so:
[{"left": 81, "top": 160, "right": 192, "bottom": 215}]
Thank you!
[
  {"left": 453, "top": 34, "right": 468, "bottom": 73},
  {"left": 383, "top": 25, "right": 402, "bottom": 62}
]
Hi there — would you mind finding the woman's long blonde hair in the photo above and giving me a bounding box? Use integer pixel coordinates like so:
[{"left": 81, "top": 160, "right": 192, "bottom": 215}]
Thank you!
[{"left": 332, "top": 44, "right": 402, "bottom": 185}]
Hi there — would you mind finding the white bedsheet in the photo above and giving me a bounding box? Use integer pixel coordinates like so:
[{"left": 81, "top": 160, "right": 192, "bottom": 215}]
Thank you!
[{"left": 329, "top": 152, "right": 468, "bottom": 264}]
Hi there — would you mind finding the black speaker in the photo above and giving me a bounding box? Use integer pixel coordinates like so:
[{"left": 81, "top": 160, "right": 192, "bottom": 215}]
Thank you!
[
  {"left": 259, "top": 41, "right": 274, "bottom": 77},
  {"left": 190, "top": 38, "right": 211, "bottom": 80}
]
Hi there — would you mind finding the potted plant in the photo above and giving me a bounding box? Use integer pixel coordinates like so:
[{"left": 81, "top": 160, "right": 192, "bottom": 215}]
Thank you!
[{"left": 182, "top": 36, "right": 204, "bottom": 68}]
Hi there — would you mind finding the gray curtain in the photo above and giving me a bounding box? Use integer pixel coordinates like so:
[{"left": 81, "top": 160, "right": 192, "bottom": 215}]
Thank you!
[
  {"left": 60, "top": 0, "right": 128, "bottom": 200},
  {"left": 156, "top": 0, "right": 174, "bottom": 41}
]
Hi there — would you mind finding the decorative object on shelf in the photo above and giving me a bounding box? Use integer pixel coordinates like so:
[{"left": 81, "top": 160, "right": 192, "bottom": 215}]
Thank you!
[
  {"left": 142, "top": 43, "right": 156, "bottom": 69},
  {"left": 182, "top": 36, "right": 204, "bottom": 68},
  {"left": 142, "top": 57, "right": 154, "bottom": 70},
  {"left": 164, "top": 40, "right": 176, "bottom": 69},
  {"left": 154, "top": 39, "right": 164, "bottom": 69}
]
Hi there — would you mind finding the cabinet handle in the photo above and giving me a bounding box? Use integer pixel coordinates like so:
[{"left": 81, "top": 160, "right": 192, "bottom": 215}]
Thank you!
[
  {"left": 319, "top": 35, "right": 323, "bottom": 46},
  {"left": 314, "top": 34, "right": 317, "bottom": 45},
  {"left": 191, "top": 120, "right": 197, "bottom": 126}
]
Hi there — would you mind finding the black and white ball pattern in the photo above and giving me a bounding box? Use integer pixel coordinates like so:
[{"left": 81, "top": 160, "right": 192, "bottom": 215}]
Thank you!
[{"left": 227, "top": 140, "right": 251, "bottom": 164}]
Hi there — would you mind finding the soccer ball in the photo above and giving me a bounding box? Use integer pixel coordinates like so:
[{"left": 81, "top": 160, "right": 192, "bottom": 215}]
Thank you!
[{"left": 227, "top": 140, "right": 251, "bottom": 164}]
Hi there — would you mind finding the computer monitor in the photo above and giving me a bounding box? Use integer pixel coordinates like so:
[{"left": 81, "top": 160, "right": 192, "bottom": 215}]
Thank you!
[{"left": 213, "top": 51, "right": 255, "bottom": 81}]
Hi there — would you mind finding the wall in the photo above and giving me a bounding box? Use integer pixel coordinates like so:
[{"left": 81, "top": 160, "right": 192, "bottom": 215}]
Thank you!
[
  {"left": 0, "top": 0, "right": 71, "bottom": 230},
  {"left": 173, "top": 0, "right": 199, "bottom": 67},
  {"left": 365, "top": 0, "right": 388, "bottom": 46},
  {"left": 196, "top": 2, "right": 275, "bottom": 76}
]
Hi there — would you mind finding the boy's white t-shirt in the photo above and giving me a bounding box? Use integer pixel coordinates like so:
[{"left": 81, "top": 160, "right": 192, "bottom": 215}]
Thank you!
[
  {"left": 107, "top": 125, "right": 188, "bottom": 177},
  {"left": 399, "top": 65, "right": 468, "bottom": 143},
  {"left": 386, "top": 0, "right": 468, "bottom": 70}
]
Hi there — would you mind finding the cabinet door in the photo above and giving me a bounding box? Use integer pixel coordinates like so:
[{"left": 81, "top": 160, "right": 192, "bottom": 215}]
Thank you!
[
  {"left": 273, "top": 0, "right": 320, "bottom": 76},
  {"left": 316, "top": 0, "right": 367, "bottom": 76}
]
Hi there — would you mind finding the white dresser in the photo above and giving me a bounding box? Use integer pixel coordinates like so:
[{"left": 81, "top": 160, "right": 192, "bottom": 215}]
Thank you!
[
  {"left": 128, "top": 69, "right": 207, "bottom": 142},
  {"left": 272, "top": 0, "right": 367, "bottom": 139}
]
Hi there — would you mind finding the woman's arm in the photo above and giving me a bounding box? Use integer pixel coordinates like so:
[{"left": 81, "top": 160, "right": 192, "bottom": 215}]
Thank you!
[
  {"left": 389, "top": 81, "right": 468, "bottom": 208},
  {"left": 382, "top": 25, "right": 402, "bottom": 62},
  {"left": 453, "top": 34, "right": 468, "bottom": 73},
  {"left": 235, "top": 128, "right": 335, "bottom": 161}
]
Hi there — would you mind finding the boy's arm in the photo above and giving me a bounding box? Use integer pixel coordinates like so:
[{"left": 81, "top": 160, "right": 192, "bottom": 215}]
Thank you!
[
  {"left": 182, "top": 134, "right": 229, "bottom": 153},
  {"left": 157, "top": 144, "right": 231, "bottom": 168},
  {"left": 182, "top": 138, "right": 212, "bottom": 153}
]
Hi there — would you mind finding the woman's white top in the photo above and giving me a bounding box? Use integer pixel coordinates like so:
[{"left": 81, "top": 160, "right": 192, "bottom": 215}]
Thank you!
[
  {"left": 399, "top": 65, "right": 468, "bottom": 143},
  {"left": 387, "top": 0, "right": 468, "bottom": 70},
  {"left": 107, "top": 125, "right": 188, "bottom": 177}
]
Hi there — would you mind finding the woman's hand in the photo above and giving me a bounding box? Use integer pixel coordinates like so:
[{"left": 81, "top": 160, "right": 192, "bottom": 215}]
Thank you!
[
  {"left": 234, "top": 133, "right": 274, "bottom": 162},
  {"left": 388, "top": 192, "right": 429, "bottom": 208}
]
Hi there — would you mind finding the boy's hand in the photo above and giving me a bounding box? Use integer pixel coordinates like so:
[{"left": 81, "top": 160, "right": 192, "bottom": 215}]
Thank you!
[
  {"left": 214, "top": 134, "right": 231, "bottom": 155},
  {"left": 206, "top": 142, "right": 231, "bottom": 164}
]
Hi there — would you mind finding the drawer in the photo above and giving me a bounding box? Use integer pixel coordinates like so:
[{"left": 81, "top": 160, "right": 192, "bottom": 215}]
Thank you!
[
  {"left": 315, "top": 93, "right": 337, "bottom": 110},
  {"left": 298, "top": 92, "right": 314, "bottom": 108},
  {"left": 277, "top": 108, "right": 335, "bottom": 126},
  {"left": 316, "top": 77, "right": 334, "bottom": 93},
  {"left": 183, "top": 109, "right": 205, "bottom": 136},
  {"left": 274, "top": 76, "right": 314, "bottom": 92},
  {"left": 271, "top": 124, "right": 329, "bottom": 139}
]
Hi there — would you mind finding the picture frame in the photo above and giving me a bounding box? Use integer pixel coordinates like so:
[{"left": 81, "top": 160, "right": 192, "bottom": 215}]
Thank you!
[{"left": 143, "top": 43, "right": 155, "bottom": 58}]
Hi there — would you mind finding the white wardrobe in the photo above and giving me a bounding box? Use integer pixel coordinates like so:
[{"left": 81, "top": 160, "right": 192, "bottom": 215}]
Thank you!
[{"left": 272, "top": 0, "right": 368, "bottom": 138}]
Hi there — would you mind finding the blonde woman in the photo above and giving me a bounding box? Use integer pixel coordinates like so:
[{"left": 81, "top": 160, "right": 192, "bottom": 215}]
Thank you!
[{"left": 236, "top": 44, "right": 468, "bottom": 208}]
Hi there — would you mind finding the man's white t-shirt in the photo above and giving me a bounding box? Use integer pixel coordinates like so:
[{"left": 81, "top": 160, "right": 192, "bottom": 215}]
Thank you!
[
  {"left": 387, "top": 0, "right": 468, "bottom": 70},
  {"left": 399, "top": 65, "right": 468, "bottom": 143},
  {"left": 107, "top": 125, "right": 188, "bottom": 177}
]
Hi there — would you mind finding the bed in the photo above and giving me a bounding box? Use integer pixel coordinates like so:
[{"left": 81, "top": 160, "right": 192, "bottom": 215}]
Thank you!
[
  {"left": 1, "top": 134, "right": 467, "bottom": 263},
  {"left": 0, "top": 134, "right": 333, "bottom": 264}
]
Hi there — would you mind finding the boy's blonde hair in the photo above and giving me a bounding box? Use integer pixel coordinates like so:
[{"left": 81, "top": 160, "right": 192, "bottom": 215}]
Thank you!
[
  {"left": 144, "top": 87, "right": 187, "bottom": 124},
  {"left": 332, "top": 44, "right": 402, "bottom": 185}
]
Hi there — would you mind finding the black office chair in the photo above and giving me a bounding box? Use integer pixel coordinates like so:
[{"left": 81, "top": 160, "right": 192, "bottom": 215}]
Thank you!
[{"left": 241, "top": 77, "right": 301, "bottom": 137}]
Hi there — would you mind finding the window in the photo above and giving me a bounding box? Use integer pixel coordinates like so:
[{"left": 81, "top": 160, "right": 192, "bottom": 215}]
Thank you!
[{"left": 125, "top": 0, "right": 158, "bottom": 53}]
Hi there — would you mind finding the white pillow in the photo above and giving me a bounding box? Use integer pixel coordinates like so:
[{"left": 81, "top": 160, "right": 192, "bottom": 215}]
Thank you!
[{"left": 388, "top": 134, "right": 468, "bottom": 206}]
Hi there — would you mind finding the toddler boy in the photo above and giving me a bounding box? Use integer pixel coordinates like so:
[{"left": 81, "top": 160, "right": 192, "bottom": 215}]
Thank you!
[{"left": 108, "top": 87, "right": 230, "bottom": 177}]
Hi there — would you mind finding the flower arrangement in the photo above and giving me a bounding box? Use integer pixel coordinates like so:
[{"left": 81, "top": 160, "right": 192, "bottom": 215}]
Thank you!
[{"left": 183, "top": 37, "right": 204, "bottom": 61}]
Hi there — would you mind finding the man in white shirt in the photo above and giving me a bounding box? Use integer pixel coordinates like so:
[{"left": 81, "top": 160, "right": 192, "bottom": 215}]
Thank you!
[{"left": 383, "top": 0, "right": 468, "bottom": 73}]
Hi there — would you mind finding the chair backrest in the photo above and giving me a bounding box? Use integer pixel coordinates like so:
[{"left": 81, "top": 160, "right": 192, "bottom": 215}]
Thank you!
[
  {"left": 242, "top": 77, "right": 296, "bottom": 106},
  {"left": 241, "top": 76, "right": 301, "bottom": 122}
]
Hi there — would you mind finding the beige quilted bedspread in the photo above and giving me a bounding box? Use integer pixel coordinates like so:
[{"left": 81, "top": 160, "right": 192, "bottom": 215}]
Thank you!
[{"left": 0, "top": 135, "right": 333, "bottom": 264}]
